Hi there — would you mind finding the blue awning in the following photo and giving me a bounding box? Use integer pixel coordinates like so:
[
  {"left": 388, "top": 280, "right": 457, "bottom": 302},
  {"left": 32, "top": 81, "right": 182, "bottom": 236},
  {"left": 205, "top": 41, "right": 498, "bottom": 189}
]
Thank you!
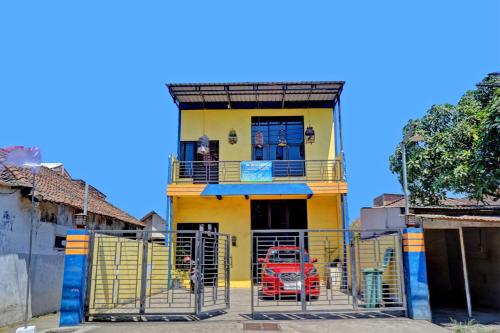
[{"left": 201, "top": 183, "right": 313, "bottom": 197}]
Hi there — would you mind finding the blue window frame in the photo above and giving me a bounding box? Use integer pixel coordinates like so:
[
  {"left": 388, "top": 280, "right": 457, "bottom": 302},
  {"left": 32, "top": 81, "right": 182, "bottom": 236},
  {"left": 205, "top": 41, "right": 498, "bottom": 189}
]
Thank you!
[{"left": 251, "top": 116, "right": 305, "bottom": 177}]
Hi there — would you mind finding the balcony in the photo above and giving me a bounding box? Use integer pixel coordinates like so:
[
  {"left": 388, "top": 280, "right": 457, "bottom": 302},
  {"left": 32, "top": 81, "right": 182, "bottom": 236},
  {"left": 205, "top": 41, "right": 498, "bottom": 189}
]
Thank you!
[{"left": 170, "top": 159, "right": 344, "bottom": 184}]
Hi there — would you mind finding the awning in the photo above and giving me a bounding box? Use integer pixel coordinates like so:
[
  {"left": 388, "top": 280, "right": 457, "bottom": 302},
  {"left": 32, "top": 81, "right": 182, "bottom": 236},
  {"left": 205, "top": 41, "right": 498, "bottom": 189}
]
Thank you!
[
  {"left": 201, "top": 183, "right": 313, "bottom": 197},
  {"left": 166, "top": 81, "right": 344, "bottom": 110}
]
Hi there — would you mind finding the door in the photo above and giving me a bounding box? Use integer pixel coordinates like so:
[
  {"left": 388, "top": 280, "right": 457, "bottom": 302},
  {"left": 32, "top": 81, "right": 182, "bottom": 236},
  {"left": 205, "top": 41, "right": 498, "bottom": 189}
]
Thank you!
[{"left": 179, "top": 141, "right": 219, "bottom": 183}]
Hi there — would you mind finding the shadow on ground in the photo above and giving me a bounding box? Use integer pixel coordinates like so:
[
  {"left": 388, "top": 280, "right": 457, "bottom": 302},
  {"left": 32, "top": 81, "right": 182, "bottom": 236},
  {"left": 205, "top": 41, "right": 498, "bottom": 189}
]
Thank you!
[
  {"left": 240, "top": 311, "right": 405, "bottom": 320},
  {"left": 88, "top": 310, "right": 227, "bottom": 322}
]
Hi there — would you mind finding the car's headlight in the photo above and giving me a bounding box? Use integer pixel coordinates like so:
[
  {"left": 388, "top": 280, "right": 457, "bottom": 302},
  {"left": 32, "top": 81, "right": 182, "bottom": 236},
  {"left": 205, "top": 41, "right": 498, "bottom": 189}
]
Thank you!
[
  {"left": 308, "top": 268, "right": 318, "bottom": 276},
  {"left": 264, "top": 268, "right": 276, "bottom": 276}
]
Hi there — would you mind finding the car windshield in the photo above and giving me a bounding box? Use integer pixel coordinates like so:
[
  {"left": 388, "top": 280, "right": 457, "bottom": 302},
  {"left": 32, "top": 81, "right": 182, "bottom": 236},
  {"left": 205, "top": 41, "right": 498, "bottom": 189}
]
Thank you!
[{"left": 267, "top": 249, "right": 309, "bottom": 263}]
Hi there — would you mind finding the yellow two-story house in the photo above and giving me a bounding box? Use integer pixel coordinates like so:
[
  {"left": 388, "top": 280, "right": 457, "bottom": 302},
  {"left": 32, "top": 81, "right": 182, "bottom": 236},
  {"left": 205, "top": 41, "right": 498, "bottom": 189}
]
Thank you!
[{"left": 166, "top": 81, "right": 348, "bottom": 287}]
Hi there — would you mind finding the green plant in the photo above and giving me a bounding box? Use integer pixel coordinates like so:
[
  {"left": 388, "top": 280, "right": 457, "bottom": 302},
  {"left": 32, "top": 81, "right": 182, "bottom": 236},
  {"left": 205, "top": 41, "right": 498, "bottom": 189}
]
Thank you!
[
  {"left": 390, "top": 73, "right": 500, "bottom": 205},
  {"left": 450, "top": 318, "right": 478, "bottom": 333}
]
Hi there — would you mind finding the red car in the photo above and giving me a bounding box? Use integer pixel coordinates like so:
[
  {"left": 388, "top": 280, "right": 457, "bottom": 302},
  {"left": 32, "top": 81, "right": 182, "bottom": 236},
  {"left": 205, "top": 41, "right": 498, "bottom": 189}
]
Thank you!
[{"left": 258, "top": 246, "right": 320, "bottom": 299}]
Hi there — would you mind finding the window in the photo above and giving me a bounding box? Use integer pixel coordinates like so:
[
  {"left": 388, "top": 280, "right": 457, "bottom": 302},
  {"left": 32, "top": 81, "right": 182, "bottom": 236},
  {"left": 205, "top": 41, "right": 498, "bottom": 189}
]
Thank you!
[
  {"left": 251, "top": 116, "right": 305, "bottom": 176},
  {"left": 54, "top": 235, "right": 66, "bottom": 250},
  {"left": 179, "top": 141, "right": 219, "bottom": 181}
]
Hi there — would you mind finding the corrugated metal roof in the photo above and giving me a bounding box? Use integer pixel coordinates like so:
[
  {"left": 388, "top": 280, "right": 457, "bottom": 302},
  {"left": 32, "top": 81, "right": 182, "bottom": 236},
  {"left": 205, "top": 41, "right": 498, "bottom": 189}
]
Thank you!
[
  {"left": 166, "top": 81, "right": 344, "bottom": 109},
  {"left": 385, "top": 197, "right": 500, "bottom": 210},
  {"left": 418, "top": 214, "right": 500, "bottom": 223}
]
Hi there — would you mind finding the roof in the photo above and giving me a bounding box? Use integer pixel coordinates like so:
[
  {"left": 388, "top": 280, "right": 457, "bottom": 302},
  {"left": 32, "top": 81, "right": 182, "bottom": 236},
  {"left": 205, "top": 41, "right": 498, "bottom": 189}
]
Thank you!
[
  {"left": 0, "top": 163, "right": 143, "bottom": 227},
  {"left": 167, "top": 81, "right": 344, "bottom": 110},
  {"left": 41, "top": 162, "right": 71, "bottom": 179},
  {"left": 384, "top": 196, "right": 500, "bottom": 210},
  {"left": 417, "top": 214, "right": 500, "bottom": 224},
  {"left": 141, "top": 210, "right": 166, "bottom": 222}
]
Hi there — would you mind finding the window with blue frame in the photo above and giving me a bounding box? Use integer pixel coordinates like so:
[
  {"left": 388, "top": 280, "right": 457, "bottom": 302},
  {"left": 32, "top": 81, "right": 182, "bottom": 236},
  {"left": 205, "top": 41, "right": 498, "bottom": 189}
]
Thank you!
[{"left": 251, "top": 116, "right": 305, "bottom": 177}]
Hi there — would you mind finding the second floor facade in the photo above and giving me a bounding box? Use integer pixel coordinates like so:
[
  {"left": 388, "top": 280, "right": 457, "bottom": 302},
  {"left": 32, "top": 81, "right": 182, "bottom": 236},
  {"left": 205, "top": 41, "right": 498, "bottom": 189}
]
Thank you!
[{"left": 166, "top": 82, "right": 347, "bottom": 190}]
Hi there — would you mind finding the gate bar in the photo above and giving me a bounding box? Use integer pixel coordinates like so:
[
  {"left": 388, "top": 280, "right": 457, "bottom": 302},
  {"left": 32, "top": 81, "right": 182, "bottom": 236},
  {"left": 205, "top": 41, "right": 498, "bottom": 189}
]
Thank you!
[
  {"left": 83, "top": 232, "right": 95, "bottom": 319},
  {"left": 349, "top": 234, "right": 358, "bottom": 310},
  {"left": 299, "top": 230, "right": 306, "bottom": 312},
  {"left": 396, "top": 230, "right": 407, "bottom": 317},
  {"left": 225, "top": 234, "right": 231, "bottom": 307},
  {"left": 195, "top": 230, "right": 203, "bottom": 315}
]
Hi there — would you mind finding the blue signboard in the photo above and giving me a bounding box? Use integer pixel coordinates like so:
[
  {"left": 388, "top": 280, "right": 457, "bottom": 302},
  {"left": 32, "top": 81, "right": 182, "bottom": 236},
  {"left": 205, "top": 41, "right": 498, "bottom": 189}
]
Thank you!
[{"left": 241, "top": 161, "right": 272, "bottom": 182}]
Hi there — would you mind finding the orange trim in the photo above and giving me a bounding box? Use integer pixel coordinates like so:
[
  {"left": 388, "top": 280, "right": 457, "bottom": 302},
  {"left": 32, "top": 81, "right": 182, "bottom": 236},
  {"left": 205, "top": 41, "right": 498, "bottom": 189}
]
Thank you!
[
  {"left": 166, "top": 184, "right": 206, "bottom": 197},
  {"left": 66, "top": 242, "right": 89, "bottom": 249},
  {"left": 167, "top": 182, "right": 349, "bottom": 197},
  {"left": 67, "top": 235, "right": 89, "bottom": 241},
  {"left": 402, "top": 233, "right": 423, "bottom": 239},
  {"left": 403, "top": 239, "right": 425, "bottom": 246},
  {"left": 65, "top": 248, "right": 89, "bottom": 255},
  {"left": 403, "top": 245, "right": 425, "bottom": 252},
  {"left": 307, "top": 182, "right": 348, "bottom": 195}
]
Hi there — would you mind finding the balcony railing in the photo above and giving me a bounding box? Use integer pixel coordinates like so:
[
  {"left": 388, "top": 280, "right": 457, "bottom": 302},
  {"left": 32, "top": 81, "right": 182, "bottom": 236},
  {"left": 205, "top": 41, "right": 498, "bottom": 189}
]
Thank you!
[{"left": 170, "top": 160, "right": 344, "bottom": 184}]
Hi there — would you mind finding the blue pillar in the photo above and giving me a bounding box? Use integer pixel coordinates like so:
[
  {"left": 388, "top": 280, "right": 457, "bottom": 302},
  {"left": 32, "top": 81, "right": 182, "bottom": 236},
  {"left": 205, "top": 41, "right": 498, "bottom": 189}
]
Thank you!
[
  {"left": 403, "top": 227, "right": 431, "bottom": 321},
  {"left": 59, "top": 230, "right": 89, "bottom": 326}
]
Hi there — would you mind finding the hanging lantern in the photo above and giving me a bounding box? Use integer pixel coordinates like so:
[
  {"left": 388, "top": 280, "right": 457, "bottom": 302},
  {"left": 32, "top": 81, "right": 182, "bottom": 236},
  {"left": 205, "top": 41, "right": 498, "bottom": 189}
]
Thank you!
[
  {"left": 197, "top": 134, "right": 210, "bottom": 155},
  {"left": 254, "top": 130, "right": 264, "bottom": 148},
  {"left": 228, "top": 128, "right": 238, "bottom": 145},
  {"left": 277, "top": 125, "right": 287, "bottom": 147},
  {"left": 305, "top": 126, "right": 315, "bottom": 144}
]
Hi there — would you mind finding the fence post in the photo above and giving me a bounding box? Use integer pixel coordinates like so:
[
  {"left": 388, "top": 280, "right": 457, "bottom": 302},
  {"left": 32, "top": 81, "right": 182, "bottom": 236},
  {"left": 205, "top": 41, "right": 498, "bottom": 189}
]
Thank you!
[
  {"left": 139, "top": 231, "right": 149, "bottom": 315},
  {"left": 402, "top": 227, "right": 431, "bottom": 321},
  {"left": 59, "top": 230, "right": 90, "bottom": 326}
]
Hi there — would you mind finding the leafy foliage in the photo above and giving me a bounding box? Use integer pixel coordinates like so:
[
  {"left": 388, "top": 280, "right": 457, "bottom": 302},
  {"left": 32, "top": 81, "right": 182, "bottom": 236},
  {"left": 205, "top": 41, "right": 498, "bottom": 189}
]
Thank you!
[{"left": 390, "top": 74, "right": 500, "bottom": 205}]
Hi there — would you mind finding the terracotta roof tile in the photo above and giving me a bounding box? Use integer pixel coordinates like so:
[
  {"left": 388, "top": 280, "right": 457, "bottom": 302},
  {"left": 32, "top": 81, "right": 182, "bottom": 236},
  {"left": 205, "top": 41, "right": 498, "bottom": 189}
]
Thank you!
[{"left": 0, "top": 162, "right": 143, "bottom": 227}]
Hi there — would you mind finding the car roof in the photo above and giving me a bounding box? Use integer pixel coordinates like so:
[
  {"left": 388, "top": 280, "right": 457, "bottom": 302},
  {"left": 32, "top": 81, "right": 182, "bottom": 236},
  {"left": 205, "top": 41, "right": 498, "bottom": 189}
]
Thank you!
[{"left": 267, "top": 246, "right": 301, "bottom": 251}]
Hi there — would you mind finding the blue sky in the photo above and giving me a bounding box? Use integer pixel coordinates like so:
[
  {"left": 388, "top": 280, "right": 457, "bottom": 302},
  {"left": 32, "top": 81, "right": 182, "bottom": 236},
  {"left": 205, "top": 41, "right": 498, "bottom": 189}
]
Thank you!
[{"left": 1, "top": 1, "right": 498, "bottom": 222}]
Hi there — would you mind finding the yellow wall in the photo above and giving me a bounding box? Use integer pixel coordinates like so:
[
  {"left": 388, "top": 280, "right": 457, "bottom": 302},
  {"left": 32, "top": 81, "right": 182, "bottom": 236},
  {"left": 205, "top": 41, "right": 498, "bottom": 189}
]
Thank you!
[
  {"left": 173, "top": 195, "right": 342, "bottom": 286},
  {"left": 180, "top": 108, "right": 336, "bottom": 161}
]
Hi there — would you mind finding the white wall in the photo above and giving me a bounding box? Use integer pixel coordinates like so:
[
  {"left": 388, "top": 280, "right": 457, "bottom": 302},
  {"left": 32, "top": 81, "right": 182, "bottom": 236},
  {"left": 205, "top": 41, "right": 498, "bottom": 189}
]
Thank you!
[
  {"left": 359, "top": 207, "right": 405, "bottom": 237},
  {"left": 0, "top": 185, "right": 136, "bottom": 327},
  {"left": 143, "top": 213, "right": 166, "bottom": 238}
]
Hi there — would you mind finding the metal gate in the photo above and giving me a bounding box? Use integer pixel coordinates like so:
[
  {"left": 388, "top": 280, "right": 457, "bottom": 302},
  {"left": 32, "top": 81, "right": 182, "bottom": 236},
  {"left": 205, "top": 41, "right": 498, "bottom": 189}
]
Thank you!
[
  {"left": 251, "top": 229, "right": 406, "bottom": 315},
  {"left": 84, "top": 230, "right": 230, "bottom": 320}
]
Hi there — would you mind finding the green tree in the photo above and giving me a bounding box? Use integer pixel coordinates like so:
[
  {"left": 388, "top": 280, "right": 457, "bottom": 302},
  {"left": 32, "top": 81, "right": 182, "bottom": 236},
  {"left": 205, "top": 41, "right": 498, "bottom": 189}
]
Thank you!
[{"left": 389, "top": 73, "right": 500, "bottom": 205}]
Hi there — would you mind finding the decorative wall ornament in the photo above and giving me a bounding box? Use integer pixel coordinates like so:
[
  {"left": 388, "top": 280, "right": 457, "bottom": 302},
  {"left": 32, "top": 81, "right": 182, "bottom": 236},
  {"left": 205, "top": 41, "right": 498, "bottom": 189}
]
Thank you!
[
  {"left": 197, "top": 134, "right": 210, "bottom": 155},
  {"left": 228, "top": 129, "right": 238, "bottom": 145},
  {"left": 277, "top": 125, "right": 287, "bottom": 147},
  {"left": 254, "top": 130, "right": 264, "bottom": 148},
  {"left": 305, "top": 126, "right": 315, "bottom": 144}
]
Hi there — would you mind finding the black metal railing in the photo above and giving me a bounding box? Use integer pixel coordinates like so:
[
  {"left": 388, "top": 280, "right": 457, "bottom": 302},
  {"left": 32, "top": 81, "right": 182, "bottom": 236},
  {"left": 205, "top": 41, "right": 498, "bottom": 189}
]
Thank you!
[{"left": 171, "top": 160, "right": 344, "bottom": 184}]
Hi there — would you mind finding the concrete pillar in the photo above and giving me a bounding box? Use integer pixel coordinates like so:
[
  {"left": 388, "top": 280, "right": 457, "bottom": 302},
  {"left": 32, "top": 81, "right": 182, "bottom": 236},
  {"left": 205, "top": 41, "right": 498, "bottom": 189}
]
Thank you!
[
  {"left": 402, "top": 227, "right": 431, "bottom": 320},
  {"left": 59, "top": 230, "right": 89, "bottom": 326}
]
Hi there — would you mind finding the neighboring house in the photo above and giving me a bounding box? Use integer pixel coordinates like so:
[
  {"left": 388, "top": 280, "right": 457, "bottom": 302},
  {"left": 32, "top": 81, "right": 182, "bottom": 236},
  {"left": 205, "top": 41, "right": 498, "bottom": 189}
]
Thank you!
[
  {"left": 166, "top": 81, "right": 348, "bottom": 287},
  {"left": 356, "top": 193, "right": 500, "bottom": 315},
  {"left": 141, "top": 210, "right": 166, "bottom": 239},
  {"left": 0, "top": 161, "right": 144, "bottom": 327}
]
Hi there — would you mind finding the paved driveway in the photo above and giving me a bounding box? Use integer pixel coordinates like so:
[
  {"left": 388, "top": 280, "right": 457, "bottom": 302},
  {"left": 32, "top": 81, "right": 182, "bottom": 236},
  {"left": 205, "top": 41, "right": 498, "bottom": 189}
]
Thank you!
[{"left": 1, "top": 288, "right": 451, "bottom": 333}]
